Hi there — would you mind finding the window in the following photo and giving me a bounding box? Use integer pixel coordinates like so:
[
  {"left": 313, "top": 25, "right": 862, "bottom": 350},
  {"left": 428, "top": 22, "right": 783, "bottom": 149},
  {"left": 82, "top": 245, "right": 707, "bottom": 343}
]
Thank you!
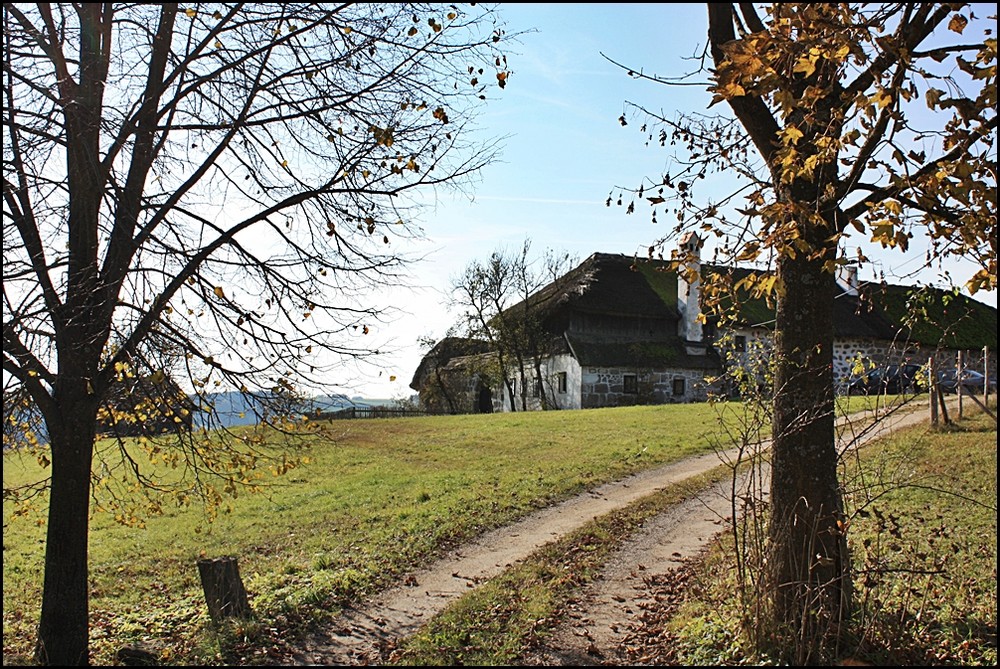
[
  {"left": 672, "top": 377, "right": 686, "bottom": 396},
  {"left": 623, "top": 374, "right": 638, "bottom": 394},
  {"left": 557, "top": 372, "right": 568, "bottom": 393},
  {"left": 734, "top": 335, "right": 747, "bottom": 352}
]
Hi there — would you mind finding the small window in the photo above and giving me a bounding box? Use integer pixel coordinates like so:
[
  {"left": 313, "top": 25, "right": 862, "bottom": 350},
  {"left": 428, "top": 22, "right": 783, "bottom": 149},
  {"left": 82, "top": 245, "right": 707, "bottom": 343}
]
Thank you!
[
  {"left": 531, "top": 378, "right": 541, "bottom": 398},
  {"left": 734, "top": 335, "right": 747, "bottom": 352},
  {"left": 672, "top": 377, "right": 686, "bottom": 396},
  {"left": 623, "top": 374, "right": 638, "bottom": 394},
  {"left": 557, "top": 372, "right": 568, "bottom": 393}
]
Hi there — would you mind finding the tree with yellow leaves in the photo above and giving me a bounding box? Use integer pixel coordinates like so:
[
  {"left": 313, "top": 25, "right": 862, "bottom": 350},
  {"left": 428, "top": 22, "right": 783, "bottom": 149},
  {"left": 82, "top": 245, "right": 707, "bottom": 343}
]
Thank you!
[{"left": 613, "top": 3, "right": 995, "bottom": 663}]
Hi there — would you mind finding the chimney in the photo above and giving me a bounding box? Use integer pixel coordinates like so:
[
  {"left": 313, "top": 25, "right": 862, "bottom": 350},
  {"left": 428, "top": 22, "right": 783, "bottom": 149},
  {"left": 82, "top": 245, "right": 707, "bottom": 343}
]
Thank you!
[
  {"left": 838, "top": 263, "right": 859, "bottom": 296},
  {"left": 676, "top": 231, "right": 703, "bottom": 343}
]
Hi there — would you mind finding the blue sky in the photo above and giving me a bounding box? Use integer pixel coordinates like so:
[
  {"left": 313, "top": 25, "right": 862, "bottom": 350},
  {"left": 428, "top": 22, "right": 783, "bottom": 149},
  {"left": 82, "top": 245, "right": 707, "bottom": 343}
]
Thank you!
[{"left": 349, "top": 3, "right": 997, "bottom": 399}]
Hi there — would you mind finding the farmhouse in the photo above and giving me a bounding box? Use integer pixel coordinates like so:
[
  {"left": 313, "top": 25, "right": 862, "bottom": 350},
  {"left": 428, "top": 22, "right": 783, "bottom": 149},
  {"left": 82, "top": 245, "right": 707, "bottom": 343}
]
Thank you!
[{"left": 411, "top": 234, "right": 998, "bottom": 413}]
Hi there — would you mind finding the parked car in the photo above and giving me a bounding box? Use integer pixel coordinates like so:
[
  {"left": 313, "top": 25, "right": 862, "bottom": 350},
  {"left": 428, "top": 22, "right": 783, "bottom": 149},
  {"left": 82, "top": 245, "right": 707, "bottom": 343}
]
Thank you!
[
  {"left": 847, "top": 363, "right": 924, "bottom": 395},
  {"left": 936, "top": 368, "right": 997, "bottom": 395}
]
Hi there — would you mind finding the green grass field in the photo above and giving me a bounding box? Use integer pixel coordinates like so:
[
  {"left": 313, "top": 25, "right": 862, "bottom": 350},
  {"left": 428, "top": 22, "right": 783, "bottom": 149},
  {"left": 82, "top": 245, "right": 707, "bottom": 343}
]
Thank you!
[
  {"left": 386, "top": 400, "right": 997, "bottom": 667},
  {"left": 4, "top": 402, "right": 738, "bottom": 664},
  {"left": 5, "top": 393, "right": 989, "bottom": 665}
]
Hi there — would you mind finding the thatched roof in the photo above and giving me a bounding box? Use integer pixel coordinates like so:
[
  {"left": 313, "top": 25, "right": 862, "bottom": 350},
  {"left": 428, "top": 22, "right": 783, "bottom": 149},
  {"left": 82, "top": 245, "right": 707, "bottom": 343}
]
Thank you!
[
  {"left": 415, "top": 253, "right": 997, "bottom": 383},
  {"left": 409, "top": 337, "right": 492, "bottom": 390},
  {"left": 566, "top": 335, "right": 721, "bottom": 369},
  {"left": 501, "top": 253, "right": 680, "bottom": 327},
  {"left": 699, "top": 263, "right": 997, "bottom": 349},
  {"left": 854, "top": 281, "right": 997, "bottom": 350}
]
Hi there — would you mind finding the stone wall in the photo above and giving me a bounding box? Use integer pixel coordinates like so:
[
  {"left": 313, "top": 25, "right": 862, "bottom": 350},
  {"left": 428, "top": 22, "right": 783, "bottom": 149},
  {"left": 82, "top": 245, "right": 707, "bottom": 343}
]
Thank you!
[
  {"left": 721, "top": 328, "right": 997, "bottom": 395},
  {"left": 580, "top": 366, "right": 714, "bottom": 408}
]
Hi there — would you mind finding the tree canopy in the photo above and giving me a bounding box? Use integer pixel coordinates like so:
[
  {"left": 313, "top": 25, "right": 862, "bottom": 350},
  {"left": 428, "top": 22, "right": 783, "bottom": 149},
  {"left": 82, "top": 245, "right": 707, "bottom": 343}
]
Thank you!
[
  {"left": 611, "top": 2, "right": 995, "bottom": 663},
  {"left": 2, "top": 3, "right": 515, "bottom": 664},
  {"left": 613, "top": 3, "right": 995, "bottom": 299}
]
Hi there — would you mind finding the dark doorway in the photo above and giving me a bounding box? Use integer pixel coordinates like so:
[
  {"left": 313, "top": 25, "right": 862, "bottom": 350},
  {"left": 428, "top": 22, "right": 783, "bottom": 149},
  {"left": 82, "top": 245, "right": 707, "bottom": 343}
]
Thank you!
[{"left": 477, "top": 385, "right": 493, "bottom": 413}]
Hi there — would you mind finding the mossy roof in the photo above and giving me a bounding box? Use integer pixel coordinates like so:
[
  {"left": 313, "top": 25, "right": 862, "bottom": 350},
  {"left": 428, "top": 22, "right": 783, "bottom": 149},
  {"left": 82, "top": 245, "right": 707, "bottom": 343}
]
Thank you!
[
  {"left": 858, "top": 281, "right": 997, "bottom": 350},
  {"left": 427, "top": 253, "right": 997, "bottom": 380},
  {"left": 566, "top": 335, "right": 721, "bottom": 370},
  {"left": 505, "top": 252, "right": 679, "bottom": 322},
  {"left": 409, "top": 337, "right": 492, "bottom": 390},
  {"left": 696, "top": 265, "right": 996, "bottom": 349}
]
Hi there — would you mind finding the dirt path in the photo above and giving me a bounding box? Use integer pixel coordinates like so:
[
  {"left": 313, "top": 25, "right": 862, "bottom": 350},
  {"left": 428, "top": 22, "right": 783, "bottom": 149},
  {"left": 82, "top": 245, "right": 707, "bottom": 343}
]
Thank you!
[{"left": 291, "top": 400, "right": 936, "bottom": 666}]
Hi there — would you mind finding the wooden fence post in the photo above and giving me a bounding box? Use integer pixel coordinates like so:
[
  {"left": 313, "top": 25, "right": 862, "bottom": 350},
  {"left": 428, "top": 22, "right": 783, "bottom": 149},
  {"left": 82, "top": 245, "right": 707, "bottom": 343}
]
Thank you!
[
  {"left": 197, "top": 556, "right": 252, "bottom": 624},
  {"left": 957, "top": 350, "right": 964, "bottom": 420},
  {"left": 985, "top": 345, "right": 991, "bottom": 406},
  {"left": 929, "top": 356, "right": 938, "bottom": 426}
]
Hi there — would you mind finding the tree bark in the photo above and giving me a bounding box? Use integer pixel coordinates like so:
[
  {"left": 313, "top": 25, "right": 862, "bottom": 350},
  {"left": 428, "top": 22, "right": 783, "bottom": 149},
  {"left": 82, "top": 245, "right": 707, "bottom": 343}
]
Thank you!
[
  {"left": 768, "top": 248, "right": 851, "bottom": 658},
  {"left": 197, "top": 557, "right": 252, "bottom": 624},
  {"left": 34, "top": 393, "right": 99, "bottom": 665}
]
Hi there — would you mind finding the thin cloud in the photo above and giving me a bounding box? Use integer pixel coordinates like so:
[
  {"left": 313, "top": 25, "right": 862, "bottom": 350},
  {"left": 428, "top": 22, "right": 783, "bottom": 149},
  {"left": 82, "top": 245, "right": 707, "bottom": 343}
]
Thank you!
[{"left": 465, "top": 194, "right": 604, "bottom": 206}]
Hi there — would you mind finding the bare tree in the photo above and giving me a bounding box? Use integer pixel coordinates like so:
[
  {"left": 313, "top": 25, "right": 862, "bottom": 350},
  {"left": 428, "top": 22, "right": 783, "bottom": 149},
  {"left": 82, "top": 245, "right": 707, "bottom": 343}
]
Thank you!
[
  {"left": 448, "top": 240, "right": 576, "bottom": 411},
  {"left": 2, "top": 3, "right": 515, "bottom": 664},
  {"left": 610, "top": 2, "right": 995, "bottom": 662},
  {"left": 449, "top": 246, "right": 522, "bottom": 409}
]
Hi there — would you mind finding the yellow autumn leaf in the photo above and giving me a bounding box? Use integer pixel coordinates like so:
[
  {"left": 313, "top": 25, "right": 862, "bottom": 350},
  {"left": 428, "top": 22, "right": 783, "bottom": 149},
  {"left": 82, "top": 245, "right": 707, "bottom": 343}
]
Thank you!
[
  {"left": 793, "top": 55, "right": 816, "bottom": 78},
  {"left": 720, "top": 81, "right": 746, "bottom": 98},
  {"left": 873, "top": 89, "right": 893, "bottom": 109},
  {"left": 390, "top": 375, "right": 397, "bottom": 382},
  {"left": 800, "top": 154, "right": 819, "bottom": 179},
  {"left": 948, "top": 14, "right": 968, "bottom": 34},
  {"left": 782, "top": 127, "right": 804, "bottom": 145},
  {"left": 780, "top": 148, "right": 798, "bottom": 169},
  {"left": 185, "top": 8, "right": 196, "bottom": 18},
  {"left": 213, "top": 286, "right": 225, "bottom": 299}
]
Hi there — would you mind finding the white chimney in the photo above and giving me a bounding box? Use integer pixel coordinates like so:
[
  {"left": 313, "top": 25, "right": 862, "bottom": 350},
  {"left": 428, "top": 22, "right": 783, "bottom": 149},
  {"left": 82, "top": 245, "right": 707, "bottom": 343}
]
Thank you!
[
  {"left": 838, "top": 264, "right": 859, "bottom": 296},
  {"left": 676, "top": 231, "right": 703, "bottom": 343}
]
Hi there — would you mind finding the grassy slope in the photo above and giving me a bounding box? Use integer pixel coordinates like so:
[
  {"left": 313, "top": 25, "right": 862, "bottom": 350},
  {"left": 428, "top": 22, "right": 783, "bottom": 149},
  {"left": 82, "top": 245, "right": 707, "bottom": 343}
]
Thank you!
[
  {"left": 4, "top": 395, "right": 981, "bottom": 665},
  {"left": 4, "top": 403, "right": 735, "bottom": 665},
  {"left": 392, "top": 403, "right": 997, "bottom": 667},
  {"left": 665, "top": 407, "right": 998, "bottom": 666}
]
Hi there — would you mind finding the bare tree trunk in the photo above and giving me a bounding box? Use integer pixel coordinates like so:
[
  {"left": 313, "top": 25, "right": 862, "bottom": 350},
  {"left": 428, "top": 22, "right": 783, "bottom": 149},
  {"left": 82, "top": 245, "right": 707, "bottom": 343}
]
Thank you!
[
  {"left": 34, "top": 392, "right": 99, "bottom": 665},
  {"left": 532, "top": 355, "right": 551, "bottom": 409},
  {"left": 768, "top": 251, "right": 851, "bottom": 662}
]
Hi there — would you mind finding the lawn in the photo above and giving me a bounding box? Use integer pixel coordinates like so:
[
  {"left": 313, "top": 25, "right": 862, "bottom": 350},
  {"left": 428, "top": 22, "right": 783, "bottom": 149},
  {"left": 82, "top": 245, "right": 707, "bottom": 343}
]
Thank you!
[
  {"left": 4, "top": 402, "right": 735, "bottom": 664},
  {"left": 2, "top": 393, "right": 953, "bottom": 665}
]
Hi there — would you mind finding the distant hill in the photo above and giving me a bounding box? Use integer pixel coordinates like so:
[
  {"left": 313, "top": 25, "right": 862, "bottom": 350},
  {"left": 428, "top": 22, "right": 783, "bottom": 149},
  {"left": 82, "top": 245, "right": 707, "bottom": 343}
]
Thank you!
[
  {"left": 194, "top": 392, "right": 390, "bottom": 428},
  {"left": 3, "top": 391, "right": 399, "bottom": 447}
]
